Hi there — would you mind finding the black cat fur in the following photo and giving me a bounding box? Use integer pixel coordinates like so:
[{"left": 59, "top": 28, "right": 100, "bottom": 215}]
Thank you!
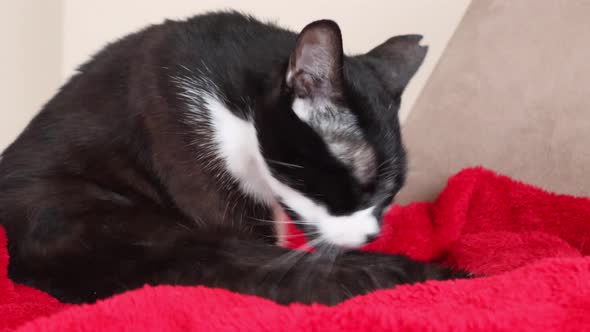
[{"left": 0, "top": 12, "right": 466, "bottom": 305}]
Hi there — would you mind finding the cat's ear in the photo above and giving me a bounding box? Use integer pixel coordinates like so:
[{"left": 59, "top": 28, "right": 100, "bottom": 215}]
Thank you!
[
  {"left": 286, "top": 20, "right": 344, "bottom": 98},
  {"left": 367, "top": 35, "right": 428, "bottom": 94}
]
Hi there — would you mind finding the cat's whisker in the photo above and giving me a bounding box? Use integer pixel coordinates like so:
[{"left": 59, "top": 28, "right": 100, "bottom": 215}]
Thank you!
[
  {"left": 255, "top": 240, "right": 316, "bottom": 286},
  {"left": 260, "top": 237, "right": 323, "bottom": 271},
  {"left": 298, "top": 237, "right": 326, "bottom": 252},
  {"left": 376, "top": 155, "right": 400, "bottom": 171},
  {"left": 262, "top": 231, "right": 322, "bottom": 240},
  {"left": 175, "top": 222, "right": 192, "bottom": 231},
  {"left": 316, "top": 241, "right": 341, "bottom": 278},
  {"left": 249, "top": 217, "right": 316, "bottom": 226},
  {"left": 266, "top": 159, "right": 304, "bottom": 169}
]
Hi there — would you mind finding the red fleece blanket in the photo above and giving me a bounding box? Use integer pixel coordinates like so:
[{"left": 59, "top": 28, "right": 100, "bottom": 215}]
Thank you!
[{"left": 2, "top": 167, "right": 590, "bottom": 331}]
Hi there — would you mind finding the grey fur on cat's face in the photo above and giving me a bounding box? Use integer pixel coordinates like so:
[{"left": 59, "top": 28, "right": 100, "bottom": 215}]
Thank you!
[{"left": 292, "top": 97, "right": 377, "bottom": 185}]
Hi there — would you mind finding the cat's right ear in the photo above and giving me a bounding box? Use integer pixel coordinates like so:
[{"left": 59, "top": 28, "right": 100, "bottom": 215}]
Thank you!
[{"left": 286, "top": 20, "right": 344, "bottom": 98}]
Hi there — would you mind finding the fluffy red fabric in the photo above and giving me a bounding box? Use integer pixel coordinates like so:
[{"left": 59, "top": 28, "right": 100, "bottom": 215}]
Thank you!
[{"left": 2, "top": 167, "right": 590, "bottom": 331}]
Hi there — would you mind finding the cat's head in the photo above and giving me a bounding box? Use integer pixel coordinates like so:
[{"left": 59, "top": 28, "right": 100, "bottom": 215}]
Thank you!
[{"left": 257, "top": 20, "right": 427, "bottom": 249}]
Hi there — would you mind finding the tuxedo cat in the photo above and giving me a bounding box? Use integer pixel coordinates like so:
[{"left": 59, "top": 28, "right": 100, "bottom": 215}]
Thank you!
[{"left": 0, "top": 12, "right": 465, "bottom": 305}]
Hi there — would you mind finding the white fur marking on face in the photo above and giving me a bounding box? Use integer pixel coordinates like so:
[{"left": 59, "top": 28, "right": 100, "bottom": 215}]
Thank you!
[
  {"left": 269, "top": 182, "right": 379, "bottom": 248},
  {"left": 316, "top": 207, "right": 379, "bottom": 248},
  {"left": 205, "top": 94, "right": 379, "bottom": 248},
  {"left": 291, "top": 97, "right": 377, "bottom": 185}
]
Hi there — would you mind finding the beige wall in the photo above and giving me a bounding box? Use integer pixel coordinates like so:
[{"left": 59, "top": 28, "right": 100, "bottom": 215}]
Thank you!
[
  {"left": 1, "top": 1, "right": 470, "bottom": 151},
  {"left": 0, "top": 0, "right": 64, "bottom": 151}
]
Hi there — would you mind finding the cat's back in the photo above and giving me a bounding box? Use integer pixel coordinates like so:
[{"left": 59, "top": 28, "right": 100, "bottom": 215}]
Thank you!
[
  {"left": 0, "top": 12, "right": 294, "bottom": 215},
  {"left": 0, "top": 12, "right": 297, "bottom": 231},
  {"left": 0, "top": 11, "right": 293, "bottom": 174}
]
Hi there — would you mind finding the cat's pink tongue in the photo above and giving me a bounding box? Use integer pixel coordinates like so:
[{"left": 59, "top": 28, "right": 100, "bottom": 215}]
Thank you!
[
  {"left": 272, "top": 202, "right": 289, "bottom": 247},
  {"left": 272, "top": 203, "right": 314, "bottom": 250}
]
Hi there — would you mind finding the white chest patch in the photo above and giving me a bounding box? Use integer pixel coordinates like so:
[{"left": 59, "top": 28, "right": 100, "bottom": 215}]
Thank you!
[
  {"left": 190, "top": 92, "right": 380, "bottom": 249},
  {"left": 205, "top": 95, "right": 275, "bottom": 204}
]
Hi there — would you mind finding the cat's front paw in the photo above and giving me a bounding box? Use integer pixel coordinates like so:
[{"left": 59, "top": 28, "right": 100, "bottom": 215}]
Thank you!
[
  {"left": 425, "top": 265, "right": 473, "bottom": 281},
  {"left": 338, "top": 251, "right": 471, "bottom": 287}
]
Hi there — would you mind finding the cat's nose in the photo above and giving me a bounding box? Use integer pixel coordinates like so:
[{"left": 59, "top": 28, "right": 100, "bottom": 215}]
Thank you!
[{"left": 365, "top": 233, "right": 379, "bottom": 243}]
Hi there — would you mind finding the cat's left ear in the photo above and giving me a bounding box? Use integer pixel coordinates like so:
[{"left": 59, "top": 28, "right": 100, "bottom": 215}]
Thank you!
[
  {"left": 366, "top": 35, "right": 428, "bottom": 94},
  {"left": 286, "top": 20, "right": 344, "bottom": 98}
]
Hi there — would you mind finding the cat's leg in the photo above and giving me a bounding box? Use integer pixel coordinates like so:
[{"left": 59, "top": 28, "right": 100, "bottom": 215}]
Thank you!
[
  {"left": 12, "top": 219, "right": 465, "bottom": 305},
  {"left": 4, "top": 180, "right": 466, "bottom": 305},
  {"left": 144, "top": 237, "right": 468, "bottom": 305},
  {"left": 2, "top": 177, "right": 210, "bottom": 302},
  {"left": 15, "top": 231, "right": 464, "bottom": 305},
  {"left": 6, "top": 205, "right": 197, "bottom": 302}
]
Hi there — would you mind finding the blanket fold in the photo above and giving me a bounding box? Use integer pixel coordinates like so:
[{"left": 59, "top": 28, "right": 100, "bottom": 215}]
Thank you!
[{"left": 2, "top": 167, "right": 589, "bottom": 331}]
